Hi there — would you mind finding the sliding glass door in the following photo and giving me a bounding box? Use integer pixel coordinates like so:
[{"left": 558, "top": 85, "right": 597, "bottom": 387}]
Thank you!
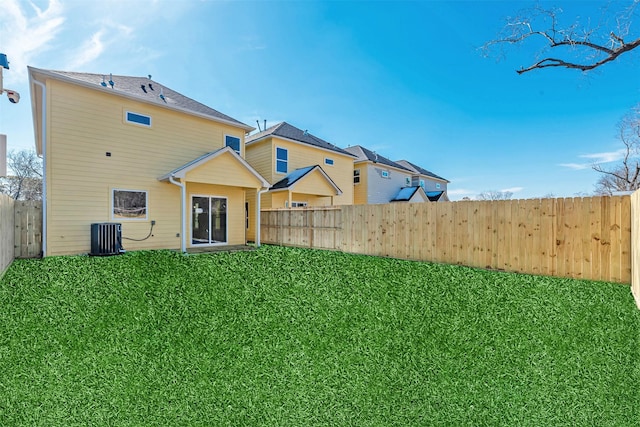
[{"left": 191, "top": 196, "right": 227, "bottom": 245}]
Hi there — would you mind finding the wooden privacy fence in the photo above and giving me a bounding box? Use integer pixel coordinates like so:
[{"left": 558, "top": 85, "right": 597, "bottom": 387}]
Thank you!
[
  {"left": 0, "top": 194, "right": 15, "bottom": 276},
  {"left": 14, "top": 201, "right": 43, "bottom": 259},
  {"left": 261, "top": 196, "right": 632, "bottom": 284},
  {"left": 0, "top": 198, "right": 42, "bottom": 277}
]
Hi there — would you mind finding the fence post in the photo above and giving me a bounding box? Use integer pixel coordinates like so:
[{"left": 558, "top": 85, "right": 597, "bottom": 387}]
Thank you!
[{"left": 631, "top": 191, "right": 640, "bottom": 309}]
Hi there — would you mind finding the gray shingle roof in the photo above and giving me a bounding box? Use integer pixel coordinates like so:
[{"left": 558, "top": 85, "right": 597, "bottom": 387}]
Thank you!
[
  {"left": 246, "top": 122, "right": 354, "bottom": 157},
  {"left": 344, "top": 145, "right": 412, "bottom": 171},
  {"left": 396, "top": 159, "right": 449, "bottom": 182},
  {"left": 270, "top": 165, "right": 342, "bottom": 194},
  {"left": 31, "top": 68, "right": 250, "bottom": 129}
]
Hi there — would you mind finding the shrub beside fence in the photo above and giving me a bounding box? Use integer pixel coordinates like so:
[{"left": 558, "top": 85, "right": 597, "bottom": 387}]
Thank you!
[{"left": 261, "top": 196, "right": 632, "bottom": 284}]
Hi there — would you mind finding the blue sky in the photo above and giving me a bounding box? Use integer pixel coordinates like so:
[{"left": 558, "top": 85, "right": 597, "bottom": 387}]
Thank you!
[{"left": 1, "top": 0, "right": 638, "bottom": 200}]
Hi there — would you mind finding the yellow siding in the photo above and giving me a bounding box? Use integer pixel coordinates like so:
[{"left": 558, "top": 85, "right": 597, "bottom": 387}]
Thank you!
[
  {"left": 291, "top": 168, "right": 338, "bottom": 196},
  {"left": 45, "top": 78, "right": 250, "bottom": 255},
  {"left": 245, "top": 136, "right": 354, "bottom": 206},
  {"left": 186, "top": 183, "right": 246, "bottom": 246},
  {"left": 245, "top": 140, "right": 274, "bottom": 184},
  {"left": 185, "top": 151, "right": 263, "bottom": 188},
  {"left": 353, "top": 164, "right": 368, "bottom": 205}
]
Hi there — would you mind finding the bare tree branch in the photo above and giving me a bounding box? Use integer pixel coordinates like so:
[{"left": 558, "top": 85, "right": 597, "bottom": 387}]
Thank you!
[{"left": 483, "top": 2, "right": 640, "bottom": 74}]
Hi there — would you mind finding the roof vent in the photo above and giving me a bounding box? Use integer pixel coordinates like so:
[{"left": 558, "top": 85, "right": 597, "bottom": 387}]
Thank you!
[
  {"left": 108, "top": 73, "right": 114, "bottom": 89},
  {"left": 101, "top": 75, "right": 107, "bottom": 87},
  {"left": 159, "top": 87, "right": 166, "bottom": 102},
  {"left": 141, "top": 84, "right": 147, "bottom": 93},
  {"left": 148, "top": 75, "right": 154, "bottom": 91},
  {"left": 303, "top": 130, "right": 308, "bottom": 136}
]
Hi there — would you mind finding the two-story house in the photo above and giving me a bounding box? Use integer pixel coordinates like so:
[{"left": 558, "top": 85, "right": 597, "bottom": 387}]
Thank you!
[
  {"left": 29, "top": 67, "right": 269, "bottom": 256},
  {"left": 395, "top": 160, "right": 450, "bottom": 201},
  {"left": 244, "top": 122, "right": 355, "bottom": 240},
  {"left": 345, "top": 145, "right": 428, "bottom": 204}
]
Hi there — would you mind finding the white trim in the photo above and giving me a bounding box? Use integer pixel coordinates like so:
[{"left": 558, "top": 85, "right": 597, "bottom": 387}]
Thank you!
[
  {"left": 275, "top": 146, "right": 288, "bottom": 175},
  {"left": 168, "top": 176, "right": 186, "bottom": 252},
  {"left": 111, "top": 188, "right": 148, "bottom": 221},
  {"left": 190, "top": 194, "right": 228, "bottom": 246},
  {"left": 125, "top": 110, "right": 152, "bottom": 127},
  {"left": 224, "top": 134, "right": 241, "bottom": 155},
  {"left": 246, "top": 134, "right": 357, "bottom": 158},
  {"left": 28, "top": 66, "right": 255, "bottom": 132},
  {"left": 31, "top": 77, "right": 47, "bottom": 256},
  {"left": 158, "top": 146, "right": 269, "bottom": 188}
]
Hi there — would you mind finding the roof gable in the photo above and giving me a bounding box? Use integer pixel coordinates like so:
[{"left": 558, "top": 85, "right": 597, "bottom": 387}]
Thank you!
[
  {"left": 390, "top": 186, "right": 428, "bottom": 203},
  {"left": 270, "top": 165, "right": 342, "bottom": 195},
  {"left": 158, "top": 146, "right": 269, "bottom": 188},
  {"left": 29, "top": 67, "right": 252, "bottom": 130},
  {"left": 246, "top": 122, "right": 354, "bottom": 157}
]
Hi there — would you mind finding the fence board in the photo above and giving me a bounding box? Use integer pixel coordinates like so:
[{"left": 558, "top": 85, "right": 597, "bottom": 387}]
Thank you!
[
  {"left": 261, "top": 195, "right": 633, "bottom": 285},
  {"left": 0, "top": 194, "right": 15, "bottom": 276}
]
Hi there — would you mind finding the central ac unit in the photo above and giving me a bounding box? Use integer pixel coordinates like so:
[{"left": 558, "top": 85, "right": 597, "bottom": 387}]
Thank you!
[{"left": 90, "top": 223, "right": 124, "bottom": 256}]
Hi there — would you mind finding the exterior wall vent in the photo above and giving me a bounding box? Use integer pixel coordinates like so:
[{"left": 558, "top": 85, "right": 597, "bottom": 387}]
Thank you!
[{"left": 90, "top": 223, "right": 124, "bottom": 256}]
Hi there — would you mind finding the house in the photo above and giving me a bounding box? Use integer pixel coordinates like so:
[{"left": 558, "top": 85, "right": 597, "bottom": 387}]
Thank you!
[
  {"left": 29, "top": 67, "right": 269, "bottom": 256},
  {"left": 345, "top": 145, "right": 449, "bottom": 204},
  {"left": 244, "top": 122, "right": 355, "bottom": 240},
  {"left": 395, "top": 160, "right": 450, "bottom": 201},
  {"left": 344, "top": 145, "right": 419, "bottom": 204}
]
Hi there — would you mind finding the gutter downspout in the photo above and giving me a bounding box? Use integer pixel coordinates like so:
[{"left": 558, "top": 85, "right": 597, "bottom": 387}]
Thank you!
[
  {"left": 256, "top": 188, "right": 268, "bottom": 247},
  {"left": 32, "top": 78, "right": 47, "bottom": 257},
  {"left": 169, "top": 175, "right": 186, "bottom": 252}
]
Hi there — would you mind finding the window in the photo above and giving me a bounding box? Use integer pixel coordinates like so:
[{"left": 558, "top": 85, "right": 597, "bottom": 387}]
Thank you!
[
  {"left": 276, "top": 147, "right": 288, "bottom": 174},
  {"left": 436, "top": 183, "right": 441, "bottom": 189},
  {"left": 324, "top": 158, "right": 334, "bottom": 166},
  {"left": 125, "top": 111, "right": 151, "bottom": 127},
  {"left": 291, "top": 201, "right": 308, "bottom": 208},
  {"left": 245, "top": 202, "right": 249, "bottom": 229},
  {"left": 419, "top": 179, "right": 425, "bottom": 189},
  {"left": 113, "top": 189, "right": 147, "bottom": 220},
  {"left": 354, "top": 169, "right": 360, "bottom": 184},
  {"left": 381, "top": 170, "right": 389, "bottom": 178},
  {"left": 226, "top": 135, "right": 241, "bottom": 154},
  {"left": 405, "top": 177, "right": 411, "bottom": 186}
]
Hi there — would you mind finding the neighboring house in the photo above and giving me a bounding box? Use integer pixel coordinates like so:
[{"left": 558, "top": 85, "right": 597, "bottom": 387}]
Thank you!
[
  {"left": 345, "top": 145, "right": 418, "bottom": 205},
  {"left": 244, "top": 122, "right": 355, "bottom": 240},
  {"left": 395, "top": 160, "right": 450, "bottom": 201},
  {"left": 29, "top": 67, "right": 269, "bottom": 256}
]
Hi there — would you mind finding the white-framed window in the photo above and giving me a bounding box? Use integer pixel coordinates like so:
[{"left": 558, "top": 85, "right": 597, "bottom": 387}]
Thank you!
[
  {"left": 225, "top": 135, "right": 241, "bottom": 154},
  {"left": 112, "top": 189, "right": 148, "bottom": 220},
  {"left": 291, "top": 201, "right": 308, "bottom": 208},
  {"left": 324, "top": 158, "right": 334, "bottom": 166},
  {"left": 405, "top": 177, "right": 411, "bottom": 186},
  {"left": 276, "top": 147, "right": 288, "bottom": 174},
  {"left": 419, "top": 179, "right": 425, "bottom": 189},
  {"left": 381, "top": 170, "right": 390, "bottom": 179},
  {"left": 436, "top": 183, "right": 441, "bottom": 189},
  {"left": 354, "top": 169, "right": 361, "bottom": 184},
  {"left": 125, "top": 111, "right": 151, "bottom": 127}
]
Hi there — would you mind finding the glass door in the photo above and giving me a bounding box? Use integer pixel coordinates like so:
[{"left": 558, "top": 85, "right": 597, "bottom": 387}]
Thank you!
[{"left": 192, "top": 196, "right": 227, "bottom": 245}]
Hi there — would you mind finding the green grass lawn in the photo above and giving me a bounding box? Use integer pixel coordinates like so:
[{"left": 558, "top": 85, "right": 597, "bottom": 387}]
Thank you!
[{"left": 1, "top": 246, "right": 639, "bottom": 426}]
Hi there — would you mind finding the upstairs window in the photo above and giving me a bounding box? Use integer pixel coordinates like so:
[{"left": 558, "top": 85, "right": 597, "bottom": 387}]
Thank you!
[
  {"left": 381, "top": 170, "right": 390, "bottom": 179},
  {"left": 324, "top": 158, "right": 334, "bottom": 166},
  {"left": 125, "top": 111, "right": 151, "bottom": 127},
  {"left": 436, "top": 183, "right": 441, "bottom": 189},
  {"left": 276, "top": 147, "right": 288, "bottom": 174},
  {"left": 354, "top": 169, "right": 361, "bottom": 184},
  {"left": 405, "top": 177, "right": 411, "bottom": 186},
  {"left": 419, "top": 179, "right": 425, "bottom": 189},
  {"left": 225, "top": 135, "right": 241, "bottom": 154}
]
